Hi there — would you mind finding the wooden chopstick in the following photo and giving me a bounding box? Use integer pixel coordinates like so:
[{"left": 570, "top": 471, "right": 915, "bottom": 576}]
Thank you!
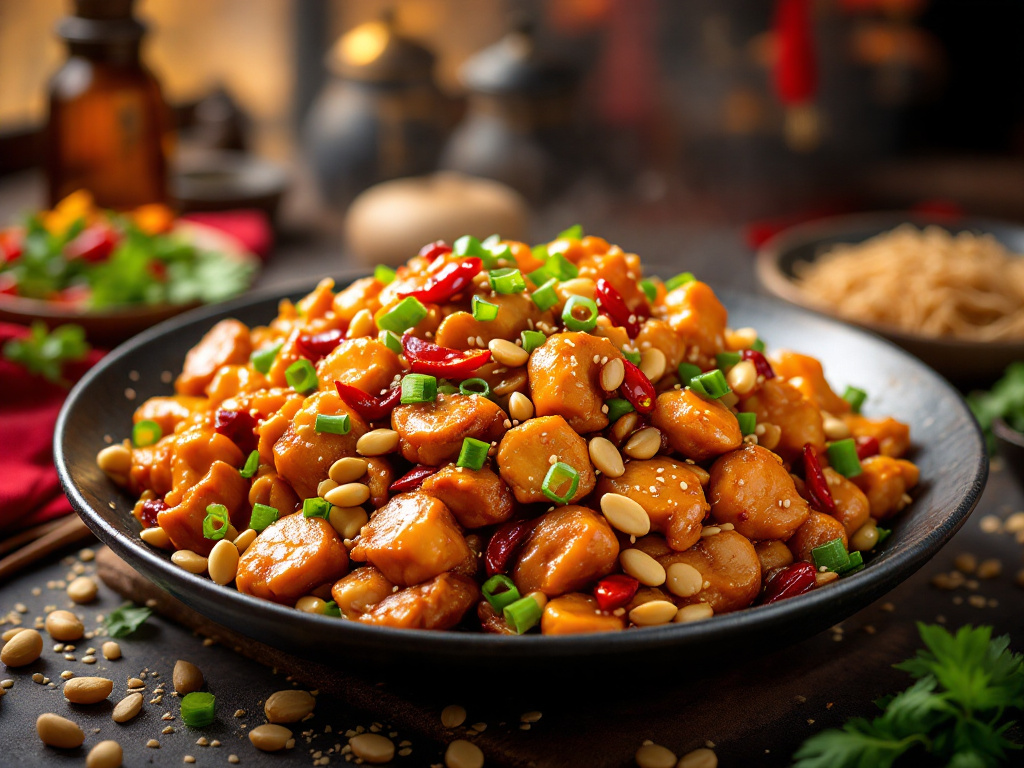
[
  {"left": 0, "top": 517, "right": 69, "bottom": 558},
  {"left": 0, "top": 515, "right": 95, "bottom": 583}
]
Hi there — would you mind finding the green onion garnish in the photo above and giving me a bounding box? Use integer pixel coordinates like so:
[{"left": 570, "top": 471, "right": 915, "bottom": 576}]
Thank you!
[
  {"left": 202, "top": 504, "right": 230, "bottom": 540},
  {"left": 677, "top": 362, "right": 702, "bottom": 387},
  {"left": 239, "top": 450, "right": 260, "bottom": 479},
  {"left": 837, "top": 550, "right": 865, "bottom": 577},
  {"left": 557, "top": 224, "right": 583, "bottom": 240},
  {"left": 521, "top": 330, "right": 547, "bottom": 353},
  {"left": 876, "top": 527, "right": 892, "bottom": 545},
  {"left": 302, "top": 497, "right": 331, "bottom": 519},
  {"left": 315, "top": 413, "right": 351, "bottom": 435},
  {"left": 826, "top": 438, "right": 863, "bottom": 478},
  {"left": 482, "top": 234, "right": 501, "bottom": 249},
  {"left": 249, "top": 503, "right": 278, "bottom": 532},
  {"left": 531, "top": 244, "right": 549, "bottom": 262},
  {"left": 132, "top": 419, "right": 162, "bottom": 447},
  {"left": 378, "top": 296, "right": 428, "bottom": 334},
  {"left": 527, "top": 266, "right": 550, "bottom": 287},
  {"left": 180, "top": 691, "right": 216, "bottom": 728},
  {"left": 545, "top": 251, "right": 579, "bottom": 281},
  {"left": 811, "top": 537, "right": 851, "bottom": 573},
  {"left": 457, "top": 437, "right": 490, "bottom": 470},
  {"left": 379, "top": 329, "right": 402, "bottom": 354},
  {"left": 482, "top": 574, "right": 522, "bottom": 612},
  {"left": 562, "top": 295, "right": 598, "bottom": 332},
  {"left": 472, "top": 295, "right": 499, "bottom": 321},
  {"left": 374, "top": 264, "right": 396, "bottom": 285},
  {"left": 401, "top": 373, "right": 437, "bottom": 404},
  {"left": 605, "top": 398, "right": 635, "bottom": 423},
  {"left": 459, "top": 378, "right": 491, "bottom": 398},
  {"left": 488, "top": 268, "right": 526, "bottom": 295},
  {"left": 751, "top": 338, "right": 766, "bottom": 353},
  {"left": 622, "top": 348, "right": 641, "bottom": 365},
  {"left": 690, "top": 369, "right": 731, "bottom": 399},
  {"left": 454, "top": 235, "right": 485, "bottom": 257},
  {"left": 503, "top": 594, "right": 542, "bottom": 634},
  {"left": 285, "top": 359, "right": 318, "bottom": 394},
  {"left": 664, "top": 272, "right": 696, "bottom": 291},
  {"left": 250, "top": 342, "right": 283, "bottom": 375},
  {"left": 322, "top": 600, "right": 342, "bottom": 617},
  {"left": 437, "top": 381, "right": 460, "bottom": 395},
  {"left": 639, "top": 279, "right": 658, "bottom": 303},
  {"left": 531, "top": 278, "right": 559, "bottom": 311},
  {"left": 737, "top": 412, "right": 757, "bottom": 436},
  {"left": 715, "top": 351, "right": 741, "bottom": 369},
  {"left": 843, "top": 385, "right": 868, "bottom": 414},
  {"left": 542, "top": 461, "right": 580, "bottom": 504}
]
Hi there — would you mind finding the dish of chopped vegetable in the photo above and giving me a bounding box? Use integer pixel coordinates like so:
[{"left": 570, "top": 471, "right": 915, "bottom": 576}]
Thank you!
[{"left": 95, "top": 228, "right": 920, "bottom": 635}]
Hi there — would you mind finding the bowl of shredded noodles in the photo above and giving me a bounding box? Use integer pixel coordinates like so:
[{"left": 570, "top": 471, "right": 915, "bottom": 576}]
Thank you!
[{"left": 756, "top": 212, "right": 1024, "bottom": 386}]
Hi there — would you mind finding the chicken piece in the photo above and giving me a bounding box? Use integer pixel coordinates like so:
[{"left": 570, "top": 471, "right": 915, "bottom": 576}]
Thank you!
[
  {"left": 273, "top": 391, "right": 368, "bottom": 501},
  {"left": 248, "top": 472, "right": 300, "bottom": 518},
  {"left": 496, "top": 415, "right": 595, "bottom": 504},
  {"left": 635, "top": 319, "right": 687, "bottom": 373},
  {"left": 330, "top": 566, "right": 395, "bottom": 619},
  {"left": 824, "top": 468, "right": 871, "bottom": 536},
  {"left": 317, "top": 338, "right": 404, "bottom": 401},
  {"left": 364, "top": 457, "right": 394, "bottom": 509},
  {"left": 356, "top": 573, "right": 479, "bottom": 630},
  {"left": 787, "top": 511, "right": 849, "bottom": 563},
  {"left": 133, "top": 396, "right": 205, "bottom": 438},
  {"left": 236, "top": 513, "right": 350, "bottom": 605},
  {"left": 769, "top": 350, "right": 850, "bottom": 415},
  {"left": 651, "top": 388, "right": 743, "bottom": 461},
  {"left": 740, "top": 378, "right": 825, "bottom": 463},
  {"left": 222, "top": 387, "right": 299, "bottom": 423},
  {"left": 662, "top": 281, "right": 728, "bottom": 366},
  {"left": 129, "top": 438, "right": 174, "bottom": 497},
  {"left": 205, "top": 365, "right": 267, "bottom": 404},
  {"left": 349, "top": 492, "right": 473, "bottom": 586},
  {"left": 658, "top": 530, "right": 761, "bottom": 614},
  {"left": 256, "top": 395, "right": 304, "bottom": 464},
  {"left": 577, "top": 247, "right": 648, "bottom": 314},
  {"left": 528, "top": 332, "right": 623, "bottom": 434},
  {"left": 541, "top": 593, "right": 626, "bottom": 635},
  {"left": 434, "top": 292, "right": 545, "bottom": 350},
  {"left": 842, "top": 415, "right": 912, "bottom": 458},
  {"left": 478, "top": 600, "right": 518, "bottom": 635},
  {"left": 512, "top": 506, "right": 620, "bottom": 597},
  {"left": 332, "top": 277, "right": 383, "bottom": 323},
  {"left": 157, "top": 461, "right": 249, "bottom": 556},
  {"left": 754, "top": 540, "right": 794, "bottom": 573},
  {"left": 169, "top": 426, "right": 244, "bottom": 503},
  {"left": 420, "top": 464, "right": 515, "bottom": 529},
  {"left": 708, "top": 445, "right": 810, "bottom": 540},
  {"left": 596, "top": 458, "right": 709, "bottom": 551},
  {"left": 392, "top": 394, "right": 507, "bottom": 467},
  {"left": 175, "top": 319, "right": 252, "bottom": 397},
  {"left": 853, "top": 455, "right": 920, "bottom": 520}
]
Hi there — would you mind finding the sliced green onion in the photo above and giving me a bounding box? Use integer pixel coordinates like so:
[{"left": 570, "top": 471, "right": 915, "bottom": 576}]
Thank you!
[
  {"left": 531, "top": 244, "right": 549, "bottom": 262},
  {"left": 202, "top": 504, "right": 230, "bottom": 540},
  {"left": 677, "top": 362, "right": 702, "bottom": 387},
  {"left": 482, "top": 574, "right": 521, "bottom": 612},
  {"left": 302, "top": 497, "right": 331, "bottom": 519},
  {"left": 716, "top": 351, "right": 741, "bottom": 369},
  {"left": 690, "top": 369, "right": 730, "bottom": 399},
  {"left": 249, "top": 503, "right": 279, "bottom": 532},
  {"left": 401, "top": 373, "right": 437, "bottom": 404},
  {"left": 605, "top": 398, "right": 635, "bottom": 423},
  {"left": 750, "top": 338, "right": 766, "bottom": 353},
  {"left": 503, "top": 594, "right": 542, "bottom": 634},
  {"left": 486, "top": 243, "right": 512, "bottom": 263},
  {"left": 639, "top": 279, "right": 658, "bottom": 303},
  {"left": 315, "top": 413, "right": 351, "bottom": 435},
  {"left": 527, "top": 266, "right": 551, "bottom": 287},
  {"left": 180, "top": 691, "right": 216, "bottom": 728},
  {"left": 239, "top": 450, "right": 260, "bottom": 479},
  {"left": 285, "top": 359, "right": 318, "bottom": 394},
  {"left": 374, "top": 264, "right": 396, "bottom": 285},
  {"left": 811, "top": 537, "right": 851, "bottom": 573},
  {"left": 378, "top": 296, "right": 428, "bottom": 334},
  {"left": 622, "top": 348, "right": 641, "bottom": 365},
  {"left": 531, "top": 278, "right": 559, "bottom": 311},
  {"left": 562, "top": 295, "right": 598, "bottom": 332},
  {"left": 488, "top": 268, "right": 526, "bottom": 295},
  {"left": 876, "top": 527, "right": 892, "bottom": 546},
  {"left": 664, "top": 272, "right": 696, "bottom": 291},
  {"left": 843, "top": 385, "right": 868, "bottom": 414},
  {"left": 454, "top": 235, "right": 485, "bottom": 257},
  {"left": 132, "top": 419, "right": 162, "bottom": 447},
  {"left": 250, "top": 342, "right": 283, "bottom": 375},
  {"left": 542, "top": 461, "right": 579, "bottom": 504},
  {"left": 827, "top": 438, "right": 863, "bottom": 478},
  {"left": 457, "top": 437, "right": 490, "bottom": 470},
  {"left": 557, "top": 224, "right": 583, "bottom": 240},
  {"left": 545, "top": 251, "right": 579, "bottom": 281},
  {"left": 737, "top": 412, "right": 757, "bottom": 436},
  {"left": 482, "top": 234, "right": 501, "bottom": 249},
  {"left": 521, "top": 330, "right": 547, "bottom": 353},
  {"left": 379, "top": 329, "right": 402, "bottom": 354},
  {"left": 459, "top": 378, "right": 491, "bottom": 398},
  {"left": 472, "top": 295, "right": 499, "bottom": 321},
  {"left": 437, "top": 381, "right": 460, "bottom": 395},
  {"left": 322, "top": 600, "right": 342, "bottom": 617},
  {"left": 837, "top": 550, "right": 865, "bottom": 577}
]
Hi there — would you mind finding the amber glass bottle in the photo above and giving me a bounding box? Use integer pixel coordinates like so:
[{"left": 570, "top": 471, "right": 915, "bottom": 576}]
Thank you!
[{"left": 47, "top": 0, "right": 171, "bottom": 209}]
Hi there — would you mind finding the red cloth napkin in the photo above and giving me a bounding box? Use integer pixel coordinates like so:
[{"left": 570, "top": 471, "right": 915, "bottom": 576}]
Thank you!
[
  {"left": 181, "top": 209, "right": 273, "bottom": 261},
  {"left": 0, "top": 323, "right": 104, "bottom": 534}
]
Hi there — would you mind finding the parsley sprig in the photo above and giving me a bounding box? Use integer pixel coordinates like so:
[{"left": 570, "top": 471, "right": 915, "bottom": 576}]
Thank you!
[
  {"left": 794, "top": 623, "right": 1024, "bottom": 768},
  {"left": 2, "top": 321, "right": 90, "bottom": 384},
  {"left": 969, "top": 362, "right": 1024, "bottom": 451},
  {"left": 105, "top": 602, "right": 153, "bottom": 638}
]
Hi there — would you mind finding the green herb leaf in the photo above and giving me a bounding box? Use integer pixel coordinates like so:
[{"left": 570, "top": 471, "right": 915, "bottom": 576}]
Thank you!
[
  {"left": 105, "top": 602, "right": 153, "bottom": 638},
  {"left": 2, "top": 321, "right": 90, "bottom": 384}
]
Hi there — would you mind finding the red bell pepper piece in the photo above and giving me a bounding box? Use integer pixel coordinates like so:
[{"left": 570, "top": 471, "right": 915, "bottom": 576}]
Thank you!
[
  {"left": 64, "top": 224, "right": 119, "bottom": 263},
  {"left": 761, "top": 561, "right": 816, "bottom": 604},
  {"left": 855, "top": 435, "right": 880, "bottom": 461},
  {"left": 389, "top": 465, "right": 437, "bottom": 494},
  {"left": 593, "top": 574, "right": 640, "bottom": 612},
  {"left": 297, "top": 328, "right": 344, "bottom": 362},
  {"left": 399, "top": 257, "right": 482, "bottom": 305},
  {"left": 0, "top": 228, "right": 23, "bottom": 263},
  {"left": 418, "top": 240, "right": 453, "bottom": 261},
  {"left": 401, "top": 333, "right": 491, "bottom": 378},
  {"left": 621, "top": 359, "right": 656, "bottom": 414},
  {"left": 802, "top": 443, "right": 836, "bottom": 514},
  {"left": 214, "top": 409, "right": 259, "bottom": 455},
  {"left": 595, "top": 278, "right": 644, "bottom": 337},
  {"left": 334, "top": 381, "right": 402, "bottom": 422},
  {"left": 485, "top": 519, "right": 534, "bottom": 576},
  {"left": 741, "top": 348, "right": 775, "bottom": 379}
]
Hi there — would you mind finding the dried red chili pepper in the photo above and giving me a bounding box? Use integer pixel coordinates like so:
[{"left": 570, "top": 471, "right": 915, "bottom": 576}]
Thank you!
[
  {"left": 296, "top": 328, "right": 344, "bottom": 362},
  {"left": 595, "top": 278, "right": 643, "bottom": 337},
  {"left": 741, "top": 348, "right": 775, "bottom": 379},
  {"left": 620, "top": 359, "right": 657, "bottom": 414},
  {"left": 140, "top": 497, "right": 168, "bottom": 528},
  {"left": 401, "top": 333, "right": 491, "bottom": 378},
  {"left": 389, "top": 465, "right": 437, "bottom": 494},
  {"left": 485, "top": 519, "right": 534, "bottom": 576},
  {"left": 214, "top": 409, "right": 259, "bottom": 454},
  {"left": 417, "top": 240, "right": 452, "bottom": 261},
  {"left": 761, "top": 561, "right": 816, "bottom": 604},
  {"left": 802, "top": 443, "right": 836, "bottom": 514},
  {"left": 334, "top": 381, "right": 402, "bottom": 422},
  {"left": 855, "top": 435, "right": 880, "bottom": 461},
  {"left": 399, "top": 257, "right": 482, "bottom": 305},
  {"left": 593, "top": 574, "right": 640, "bottom": 612},
  {"left": 64, "top": 224, "right": 119, "bottom": 263}
]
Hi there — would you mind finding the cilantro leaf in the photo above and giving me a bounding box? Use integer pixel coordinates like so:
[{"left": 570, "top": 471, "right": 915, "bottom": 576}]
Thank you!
[
  {"left": 2, "top": 321, "right": 90, "bottom": 384},
  {"left": 793, "top": 717, "right": 927, "bottom": 768},
  {"left": 105, "top": 602, "right": 152, "bottom": 638}
]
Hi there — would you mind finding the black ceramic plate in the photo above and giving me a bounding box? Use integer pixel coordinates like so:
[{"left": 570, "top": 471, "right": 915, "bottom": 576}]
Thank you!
[{"left": 55, "top": 281, "right": 987, "bottom": 670}]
